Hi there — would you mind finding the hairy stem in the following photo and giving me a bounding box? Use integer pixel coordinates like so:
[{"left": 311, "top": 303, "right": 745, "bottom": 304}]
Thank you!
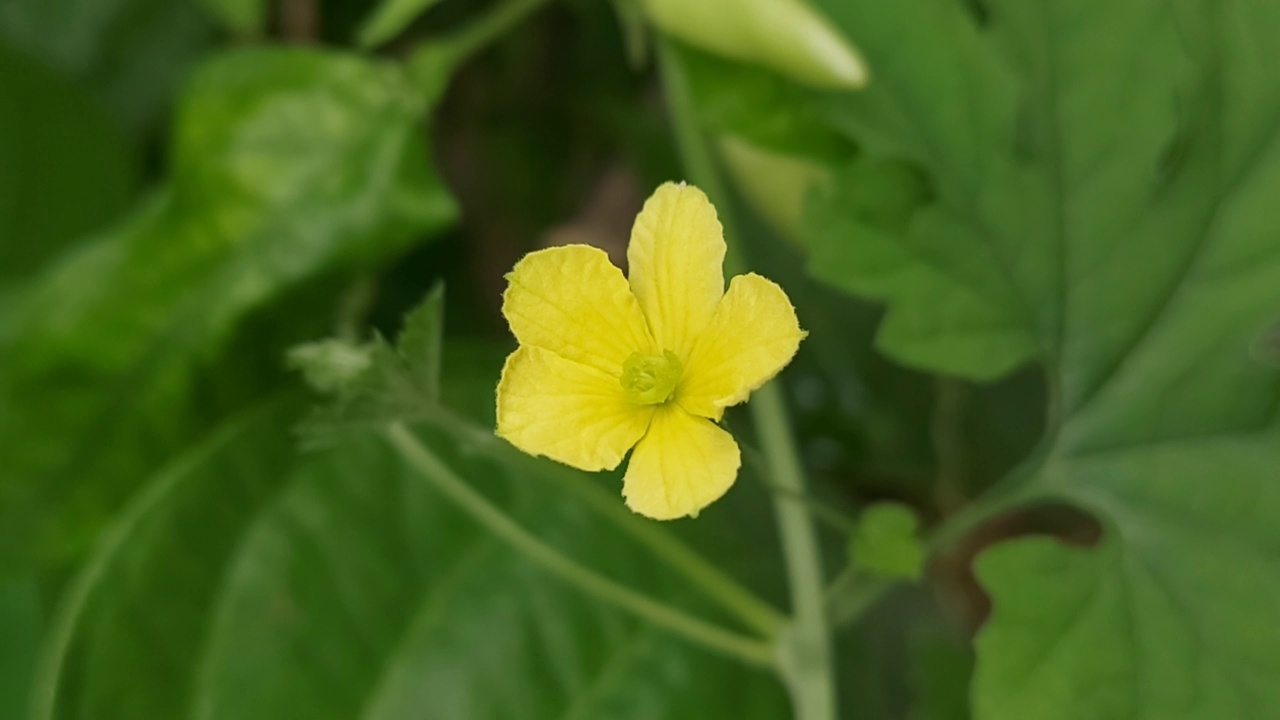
[
  {"left": 658, "top": 39, "right": 836, "bottom": 720},
  {"left": 384, "top": 422, "right": 776, "bottom": 667}
]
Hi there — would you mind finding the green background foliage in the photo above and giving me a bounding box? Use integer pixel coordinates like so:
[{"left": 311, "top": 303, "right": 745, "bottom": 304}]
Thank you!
[{"left": 2, "top": 0, "right": 1277, "bottom": 719}]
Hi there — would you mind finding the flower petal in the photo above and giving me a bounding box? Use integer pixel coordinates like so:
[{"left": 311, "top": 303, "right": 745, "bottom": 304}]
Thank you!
[
  {"left": 677, "top": 273, "right": 805, "bottom": 420},
  {"left": 503, "top": 245, "right": 655, "bottom": 376},
  {"left": 627, "top": 182, "right": 726, "bottom": 360},
  {"left": 622, "top": 405, "right": 740, "bottom": 520},
  {"left": 497, "top": 346, "right": 654, "bottom": 471}
]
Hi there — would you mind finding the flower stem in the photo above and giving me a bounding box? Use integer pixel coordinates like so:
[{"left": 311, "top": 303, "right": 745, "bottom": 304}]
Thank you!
[
  {"left": 383, "top": 422, "right": 777, "bottom": 668},
  {"left": 658, "top": 39, "right": 836, "bottom": 720},
  {"left": 421, "top": 405, "right": 786, "bottom": 638},
  {"left": 437, "top": 0, "right": 551, "bottom": 64}
]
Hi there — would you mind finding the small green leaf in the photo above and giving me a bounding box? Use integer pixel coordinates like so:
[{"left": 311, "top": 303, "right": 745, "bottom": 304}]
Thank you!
[
  {"left": 849, "top": 502, "right": 925, "bottom": 581},
  {"left": 293, "top": 285, "right": 446, "bottom": 444},
  {"left": 395, "top": 283, "right": 446, "bottom": 399},
  {"left": 287, "top": 339, "right": 375, "bottom": 395},
  {"left": 358, "top": 0, "right": 444, "bottom": 48}
]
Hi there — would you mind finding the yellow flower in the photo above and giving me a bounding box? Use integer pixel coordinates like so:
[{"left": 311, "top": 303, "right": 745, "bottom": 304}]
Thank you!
[{"left": 495, "top": 182, "right": 806, "bottom": 520}]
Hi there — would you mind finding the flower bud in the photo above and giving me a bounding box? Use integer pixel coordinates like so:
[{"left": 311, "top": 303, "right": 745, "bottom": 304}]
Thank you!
[{"left": 640, "top": 0, "right": 867, "bottom": 89}]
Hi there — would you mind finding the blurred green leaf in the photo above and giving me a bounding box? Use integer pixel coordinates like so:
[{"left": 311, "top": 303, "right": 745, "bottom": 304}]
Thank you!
[
  {"left": 718, "top": 134, "right": 831, "bottom": 246},
  {"left": 38, "top": 336, "right": 788, "bottom": 720},
  {"left": 358, "top": 0, "right": 444, "bottom": 48},
  {"left": 199, "top": 0, "right": 264, "bottom": 36},
  {"left": 194, "top": 429, "right": 787, "bottom": 720},
  {"left": 0, "top": 44, "right": 136, "bottom": 285},
  {"left": 31, "top": 399, "right": 302, "bottom": 720},
  {"left": 0, "top": 573, "right": 42, "bottom": 720},
  {"left": 678, "top": 44, "right": 853, "bottom": 162},
  {"left": 0, "top": 0, "right": 212, "bottom": 133},
  {"left": 293, "top": 285, "right": 446, "bottom": 445},
  {"left": 910, "top": 628, "right": 973, "bottom": 720},
  {"left": 288, "top": 339, "right": 376, "bottom": 395},
  {"left": 811, "top": 0, "right": 1280, "bottom": 717},
  {"left": 849, "top": 503, "right": 924, "bottom": 581},
  {"left": 0, "top": 48, "right": 455, "bottom": 573}
]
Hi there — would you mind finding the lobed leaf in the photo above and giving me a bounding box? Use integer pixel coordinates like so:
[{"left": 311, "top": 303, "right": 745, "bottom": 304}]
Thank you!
[{"left": 807, "top": 0, "right": 1280, "bottom": 716}]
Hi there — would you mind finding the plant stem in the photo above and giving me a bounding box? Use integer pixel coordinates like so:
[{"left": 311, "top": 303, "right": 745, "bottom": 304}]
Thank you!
[
  {"left": 383, "top": 422, "right": 777, "bottom": 668},
  {"left": 925, "top": 437, "right": 1052, "bottom": 554},
  {"left": 658, "top": 39, "right": 836, "bottom": 720},
  {"left": 739, "top": 441, "right": 856, "bottom": 534},
  {"left": 750, "top": 386, "right": 838, "bottom": 719},
  {"left": 930, "top": 376, "right": 969, "bottom": 512},
  {"left": 421, "top": 405, "right": 786, "bottom": 638},
  {"left": 441, "top": 0, "right": 551, "bottom": 63},
  {"left": 407, "top": 0, "right": 552, "bottom": 104}
]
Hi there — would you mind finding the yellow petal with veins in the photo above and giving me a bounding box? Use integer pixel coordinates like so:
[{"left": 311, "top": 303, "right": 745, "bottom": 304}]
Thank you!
[
  {"left": 627, "top": 182, "right": 726, "bottom": 361},
  {"left": 623, "top": 405, "right": 741, "bottom": 520},
  {"left": 497, "top": 346, "right": 655, "bottom": 472},
  {"left": 504, "top": 245, "right": 655, "bottom": 376},
  {"left": 678, "top": 273, "right": 805, "bottom": 420}
]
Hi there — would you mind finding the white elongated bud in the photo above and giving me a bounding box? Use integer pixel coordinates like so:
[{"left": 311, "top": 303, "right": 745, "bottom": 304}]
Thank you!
[{"left": 640, "top": 0, "right": 867, "bottom": 89}]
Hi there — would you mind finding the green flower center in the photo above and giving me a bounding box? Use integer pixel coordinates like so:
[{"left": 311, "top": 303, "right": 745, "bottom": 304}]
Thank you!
[{"left": 620, "top": 350, "right": 683, "bottom": 405}]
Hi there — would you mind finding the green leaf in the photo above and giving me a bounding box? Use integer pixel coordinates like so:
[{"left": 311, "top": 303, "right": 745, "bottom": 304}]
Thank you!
[
  {"left": 809, "top": 1, "right": 1280, "bottom": 717},
  {"left": 37, "top": 360, "right": 788, "bottom": 720},
  {"left": 394, "top": 283, "right": 446, "bottom": 400},
  {"left": 288, "top": 339, "right": 377, "bottom": 395},
  {"left": 0, "top": 573, "right": 42, "bottom": 720},
  {"left": 358, "top": 0, "right": 444, "bottom": 48},
  {"left": 193, "top": 430, "right": 787, "bottom": 720},
  {"left": 293, "top": 285, "right": 446, "bottom": 444},
  {"left": 0, "top": 48, "right": 455, "bottom": 572},
  {"left": 678, "top": 43, "right": 853, "bottom": 162},
  {"left": 0, "top": 0, "right": 214, "bottom": 132},
  {"left": 974, "top": 435, "right": 1280, "bottom": 720},
  {"left": 31, "top": 399, "right": 302, "bottom": 720},
  {"left": 0, "top": 44, "right": 137, "bottom": 285},
  {"left": 199, "top": 0, "right": 265, "bottom": 35},
  {"left": 848, "top": 503, "right": 924, "bottom": 581}
]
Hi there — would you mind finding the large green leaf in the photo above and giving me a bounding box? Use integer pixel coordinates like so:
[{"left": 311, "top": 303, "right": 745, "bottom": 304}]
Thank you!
[
  {"left": 807, "top": 0, "right": 1280, "bottom": 717},
  {"left": 195, "top": 429, "right": 786, "bottom": 720},
  {"left": 0, "top": 44, "right": 136, "bottom": 286},
  {"left": 0, "top": 47, "right": 455, "bottom": 572},
  {"left": 0, "top": 573, "right": 42, "bottom": 720},
  {"left": 36, "top": 346, "right": 788, "bottom": 720},
  {"left": 31, "top": 399, "right": 303, "bottom": 720}
]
